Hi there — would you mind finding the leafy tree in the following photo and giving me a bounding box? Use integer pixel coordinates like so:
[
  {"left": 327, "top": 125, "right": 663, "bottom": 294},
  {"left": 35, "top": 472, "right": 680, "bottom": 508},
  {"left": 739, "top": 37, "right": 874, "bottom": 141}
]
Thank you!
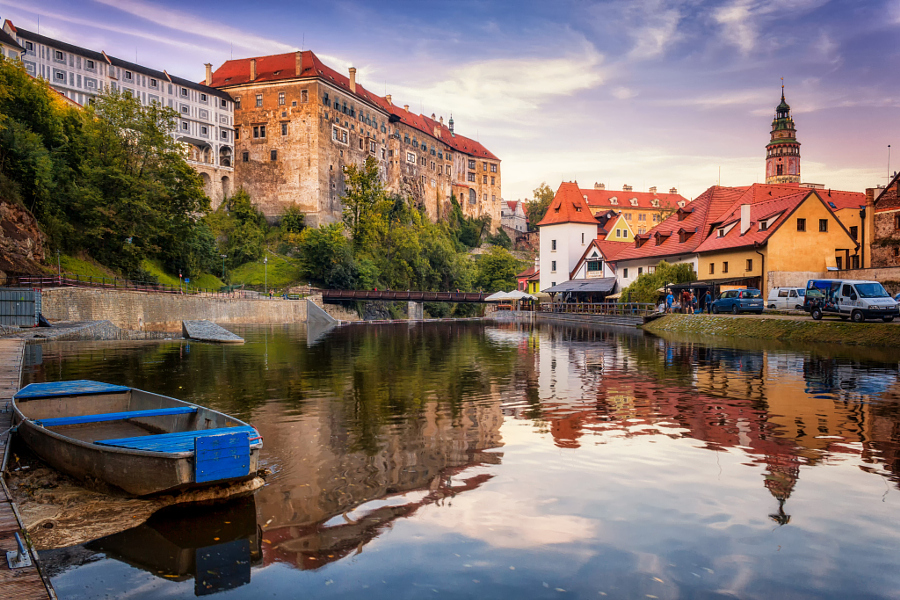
[
  {"left": 487, "top": 227, "right": 512, "bottom": 249},
  {"left": 473, "top": 246, "right": 524, "bottom": 292},
  {"left": 342, "top": 156, "right": 391, "bottom": 249},
  {"left": 617, "top": 261, "right": 695, "bottom": 303},
  {"left": 296, "top": 223, "right": 354, "bottom": 285},
  {"left": 524, "top": 182, "right": 555, "bottom": 230}
]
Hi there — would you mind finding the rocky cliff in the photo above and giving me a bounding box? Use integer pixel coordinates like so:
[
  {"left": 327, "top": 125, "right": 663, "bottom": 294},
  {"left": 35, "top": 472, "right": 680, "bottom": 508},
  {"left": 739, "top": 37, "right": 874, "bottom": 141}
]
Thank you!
[{"left": 0, "top": 199, "right": 46, "bottom": 283}]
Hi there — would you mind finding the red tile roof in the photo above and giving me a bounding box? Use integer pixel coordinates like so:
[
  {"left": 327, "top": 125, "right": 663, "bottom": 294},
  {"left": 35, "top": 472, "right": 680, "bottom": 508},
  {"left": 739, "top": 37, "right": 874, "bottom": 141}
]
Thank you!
[
  {"left": 583, "top": 188, "right": 687, "bottom": 211},
  {"left": 612, "top": 183, "right": 859, "bottom": 263},
  {"left": 570, "top": 239, "right": 630, "bottom": 278},
  {"left": 209, "top": 50, "right": 498, "bottom": 160},
  {"left": 693, "top": 191, "right": 810, "bottom": 253},
  {"left": 537, "top": 182, "right": 601, "bottom": 227},
  {"left": 516, "top": 265, "right": 537, "bottom": 279}
]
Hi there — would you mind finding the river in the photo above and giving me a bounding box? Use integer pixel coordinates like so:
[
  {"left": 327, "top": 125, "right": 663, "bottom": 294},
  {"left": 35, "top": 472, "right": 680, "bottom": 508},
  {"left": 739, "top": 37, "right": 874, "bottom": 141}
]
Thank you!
[{"left": 19, "top": 321, "right": 900, "bottom": 599}]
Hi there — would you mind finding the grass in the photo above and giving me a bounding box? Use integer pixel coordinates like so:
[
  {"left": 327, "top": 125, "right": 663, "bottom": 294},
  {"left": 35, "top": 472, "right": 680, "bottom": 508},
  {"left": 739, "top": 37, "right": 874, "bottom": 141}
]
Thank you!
[
  {"left": 141, "top": 259, "right": 223, "bottom": 291},
  {"left": 642, "top": 313, "right": 900, "bottom": 347},
  {"left": 58, "top": 254, "right": 118, "bottom": 280},
  {"left": 228, "top": 253, "right": 303, "bottom": 291}
]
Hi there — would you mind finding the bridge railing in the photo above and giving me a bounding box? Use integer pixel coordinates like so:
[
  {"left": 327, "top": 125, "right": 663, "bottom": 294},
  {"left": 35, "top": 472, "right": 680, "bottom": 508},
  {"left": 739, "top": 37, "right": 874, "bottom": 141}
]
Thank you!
[
  {"left": 538, "top": 302, "right": 657, "bottom": 317},
  {"left": 321, "top": 290, "right": 489, "bottom": 302}
]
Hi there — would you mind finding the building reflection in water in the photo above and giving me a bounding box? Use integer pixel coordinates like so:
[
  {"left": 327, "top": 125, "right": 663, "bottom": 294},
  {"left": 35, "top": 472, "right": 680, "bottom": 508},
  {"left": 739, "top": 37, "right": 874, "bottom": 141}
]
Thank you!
[{"left": 491, "top": 322, "right": 900, "bottom": 527}]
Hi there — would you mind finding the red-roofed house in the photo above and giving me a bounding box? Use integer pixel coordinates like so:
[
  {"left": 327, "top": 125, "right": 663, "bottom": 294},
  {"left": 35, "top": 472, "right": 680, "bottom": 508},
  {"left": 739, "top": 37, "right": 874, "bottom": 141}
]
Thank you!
[
  {"left": 582, "top": 183, "right": 688, "bottom": 235},
  {"left": 208, "top": 51, "right": 501, "bottom": 227},
  {"left": 611, "top": 183, "right": 860, "bottom": 295},
  {"left": 537, "top": 182, "right": 603, "bottom": 291}
]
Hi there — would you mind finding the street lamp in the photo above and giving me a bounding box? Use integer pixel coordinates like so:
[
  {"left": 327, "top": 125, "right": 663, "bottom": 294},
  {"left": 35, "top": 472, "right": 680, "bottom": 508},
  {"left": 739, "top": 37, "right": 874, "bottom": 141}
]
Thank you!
[
  {"left": 263, "top": 256, "right": 268, "bottom": 296},
  {"left": 220, "top": 254, "right": 227, "bottom": 282}
]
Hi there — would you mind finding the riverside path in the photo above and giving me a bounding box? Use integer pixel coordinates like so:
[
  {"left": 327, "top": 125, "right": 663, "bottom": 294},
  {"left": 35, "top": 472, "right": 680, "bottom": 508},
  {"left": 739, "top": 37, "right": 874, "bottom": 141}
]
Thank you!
[{"left": 0, "top": 339, "right": 54, "bottom": 599}]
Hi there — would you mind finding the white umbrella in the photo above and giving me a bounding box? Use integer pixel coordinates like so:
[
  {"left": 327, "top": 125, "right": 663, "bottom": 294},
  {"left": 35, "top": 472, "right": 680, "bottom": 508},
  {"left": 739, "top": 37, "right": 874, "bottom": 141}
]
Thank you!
[{"left": 484, "top": 291, "right": 512, "bottom": 301}]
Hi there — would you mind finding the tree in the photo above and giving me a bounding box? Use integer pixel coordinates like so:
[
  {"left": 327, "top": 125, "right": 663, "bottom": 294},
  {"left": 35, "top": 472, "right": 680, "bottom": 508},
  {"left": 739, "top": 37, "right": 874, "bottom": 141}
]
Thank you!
[
  {"left": 296, "top": 223, "right": 354, "bottom": 286},
  {"left": 473, "top": 246, "right": 524, "bottom": 292},
  {"left": 524, "top": 182, "right": 555, "bottom": 230},
  {"left": 618, "top": 261, "right": 695, "bottom": 303},
  {"left": 342, "top": 156, "right": 391, "bottom": 249}
]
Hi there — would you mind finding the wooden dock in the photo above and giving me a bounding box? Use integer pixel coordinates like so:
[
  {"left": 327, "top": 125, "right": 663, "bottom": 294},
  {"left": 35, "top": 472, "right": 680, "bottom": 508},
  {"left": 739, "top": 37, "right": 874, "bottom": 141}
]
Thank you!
[{"left": 0, "top": 339, "right": 54, "bottom": 599}]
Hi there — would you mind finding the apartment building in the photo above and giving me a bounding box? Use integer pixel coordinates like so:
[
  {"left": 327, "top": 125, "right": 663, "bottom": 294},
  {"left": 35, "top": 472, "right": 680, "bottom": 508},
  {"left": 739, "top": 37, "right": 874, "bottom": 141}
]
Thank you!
[{"left": 5, "top": 19, "right": 235, "bottom": 208}]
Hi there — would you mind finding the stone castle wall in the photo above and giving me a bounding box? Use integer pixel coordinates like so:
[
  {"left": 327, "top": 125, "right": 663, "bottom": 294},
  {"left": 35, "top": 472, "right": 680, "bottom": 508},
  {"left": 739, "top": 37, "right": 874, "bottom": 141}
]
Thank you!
[{"left": 40, "top": 288, "right": 307, "bottom": 332}]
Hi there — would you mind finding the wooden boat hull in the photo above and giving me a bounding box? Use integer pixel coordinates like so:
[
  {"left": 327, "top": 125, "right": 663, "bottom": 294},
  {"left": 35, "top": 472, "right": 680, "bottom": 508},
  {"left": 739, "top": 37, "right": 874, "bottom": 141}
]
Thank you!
[{"left": 12, "top": 382, "right": 262, "bottom": 497}]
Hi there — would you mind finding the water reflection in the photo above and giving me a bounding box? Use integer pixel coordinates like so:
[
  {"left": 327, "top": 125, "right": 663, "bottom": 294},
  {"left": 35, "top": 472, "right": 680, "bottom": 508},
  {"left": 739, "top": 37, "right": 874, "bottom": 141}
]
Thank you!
[{"left": 23, "top": 321, "right": 900, "bottom": 599}]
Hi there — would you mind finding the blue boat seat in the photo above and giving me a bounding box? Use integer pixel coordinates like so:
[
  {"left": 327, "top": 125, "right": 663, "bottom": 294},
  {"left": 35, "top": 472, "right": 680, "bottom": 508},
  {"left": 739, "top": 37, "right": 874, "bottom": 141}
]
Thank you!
[
  {"left": 36, "top": 407, "right": 197, "bottom": 428},
  {"left": 95, "top": 426, "right": 259, "bottom": 453}
]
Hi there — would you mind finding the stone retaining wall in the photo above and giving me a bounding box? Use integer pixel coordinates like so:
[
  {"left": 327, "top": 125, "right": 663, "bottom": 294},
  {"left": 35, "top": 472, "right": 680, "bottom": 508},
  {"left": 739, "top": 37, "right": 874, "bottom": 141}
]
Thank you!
[{"left": 40, "top": 288, "right": 307, "bottom": 332}]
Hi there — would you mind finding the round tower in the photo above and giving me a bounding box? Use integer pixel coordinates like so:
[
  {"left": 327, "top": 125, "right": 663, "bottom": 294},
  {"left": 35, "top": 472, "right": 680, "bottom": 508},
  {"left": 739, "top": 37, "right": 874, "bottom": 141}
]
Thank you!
[{"left": 765, "top": 85, "right": 800, "bottom": 184}]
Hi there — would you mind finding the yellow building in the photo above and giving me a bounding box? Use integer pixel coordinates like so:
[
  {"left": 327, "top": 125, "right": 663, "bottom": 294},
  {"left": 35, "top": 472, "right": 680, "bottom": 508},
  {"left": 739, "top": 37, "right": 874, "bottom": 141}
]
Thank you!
[
  {"left": 695, "top": 189, "right": 858, "bottom": 292},
  {"left": 583, "top": 184, "right": 688, "bottom": 235}
]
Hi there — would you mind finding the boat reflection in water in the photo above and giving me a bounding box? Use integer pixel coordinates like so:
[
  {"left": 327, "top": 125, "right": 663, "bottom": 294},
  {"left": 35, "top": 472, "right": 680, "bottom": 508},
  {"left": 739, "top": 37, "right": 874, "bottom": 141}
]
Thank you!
[{"left": 84, "top": 497, "right": 261, "bottom": 596}]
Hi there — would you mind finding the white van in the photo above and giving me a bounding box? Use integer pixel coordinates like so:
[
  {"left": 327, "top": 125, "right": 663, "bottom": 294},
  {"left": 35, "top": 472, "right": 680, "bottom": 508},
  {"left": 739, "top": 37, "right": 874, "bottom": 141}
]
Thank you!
[
  {"left": 767, "top": 287, "right": 805, "bottom": 310},
  {"left": 804, "top": 279, "right": 899, "bottom": 322}
]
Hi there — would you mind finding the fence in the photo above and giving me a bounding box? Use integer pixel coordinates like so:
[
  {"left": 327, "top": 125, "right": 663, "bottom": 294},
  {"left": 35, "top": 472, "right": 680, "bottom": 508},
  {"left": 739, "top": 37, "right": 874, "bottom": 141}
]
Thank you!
[
  {"left": 538, "top": 302, "right": 657, "bottom": 317},
  {"left": 6, "top": 274, "right": 291, "bottom": 299}
]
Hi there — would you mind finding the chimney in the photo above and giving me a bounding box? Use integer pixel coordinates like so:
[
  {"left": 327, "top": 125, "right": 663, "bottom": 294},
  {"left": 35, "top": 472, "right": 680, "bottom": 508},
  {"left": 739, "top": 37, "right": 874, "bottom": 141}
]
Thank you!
[
  {"left": 404, "top": 104, "right": 409, "bottom": 112},
  {"left": 250, "top": 59, "right": 257, "bottom": 81},
  {"left": 594, "top": 182, "right": 605, "bottom": 190},
  {"left": 295, "top": 51, "right": 302, "bottom": 76},
  {"left": 669, "top": 187, "right": 678, "bottom": 194},
  {"left": 439, "top": 116, "right": 444, "bottom": 125},
  {"left": 204, "top": 63, "right": 212, "bottom": 86},
  {"left": 740, "top": 203, "right": 751, "bottom": 235},
  {"left": 649, "top": 186, "right": 657, "bottom": 194},
  {"left": 385, "top": 94, "right": 392, "bottom": 104},
  {"left": 431, "top": 113, "right": 436, "bottom": 119},
  {"left": 622, "top": 184, "right": 632, "bottom": 192},
  {"left": 349, "top": 67, "right": 356, "bottom": 93}
]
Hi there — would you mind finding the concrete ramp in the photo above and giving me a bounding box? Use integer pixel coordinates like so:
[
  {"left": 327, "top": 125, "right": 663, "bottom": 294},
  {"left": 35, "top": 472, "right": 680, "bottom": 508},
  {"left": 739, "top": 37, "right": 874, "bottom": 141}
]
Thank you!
[
  {"left": 306, "top": 299, "right": 339, "bottom": 325},
  {"left": 182, "top": 320, "right": 244, "bottom": 344}
]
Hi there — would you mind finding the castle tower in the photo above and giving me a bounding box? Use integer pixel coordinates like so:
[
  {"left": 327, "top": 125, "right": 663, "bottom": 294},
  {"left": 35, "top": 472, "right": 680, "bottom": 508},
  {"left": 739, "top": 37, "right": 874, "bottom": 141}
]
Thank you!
[{"left": 765, "top": 85, "right": 801, "bottom": 184}]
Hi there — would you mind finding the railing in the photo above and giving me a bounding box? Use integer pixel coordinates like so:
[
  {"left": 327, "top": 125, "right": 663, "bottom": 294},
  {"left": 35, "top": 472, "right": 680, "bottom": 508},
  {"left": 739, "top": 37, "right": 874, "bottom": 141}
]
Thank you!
[
  {"left": 7, "top": 274, "right": 263, "bottom": 299},
  {"left": 538, "top": 302, "right": 657, "bottom": 317},
  {"left": 321, "top": 289, "right": 490, "bottom": 303}
]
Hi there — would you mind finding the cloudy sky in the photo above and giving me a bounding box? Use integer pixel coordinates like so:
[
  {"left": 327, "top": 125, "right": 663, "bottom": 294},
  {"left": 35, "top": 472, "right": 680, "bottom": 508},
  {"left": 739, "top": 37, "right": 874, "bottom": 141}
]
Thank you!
[{"left": 5, "top": 0, "right": 899, "bottom": 201}]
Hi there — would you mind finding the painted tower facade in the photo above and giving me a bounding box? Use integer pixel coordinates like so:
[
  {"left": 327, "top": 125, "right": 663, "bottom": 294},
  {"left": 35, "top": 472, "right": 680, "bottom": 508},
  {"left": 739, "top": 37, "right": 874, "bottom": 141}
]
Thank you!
[{"left": 765, "top": 89, "right": 800, "bottom": 184}]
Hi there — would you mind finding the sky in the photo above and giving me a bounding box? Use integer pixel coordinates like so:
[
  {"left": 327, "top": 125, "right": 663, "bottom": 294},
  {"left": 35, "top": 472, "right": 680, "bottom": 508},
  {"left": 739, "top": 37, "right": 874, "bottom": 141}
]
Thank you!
[{"left": 5, "top": 0, "right": 900, "bottom": 201}]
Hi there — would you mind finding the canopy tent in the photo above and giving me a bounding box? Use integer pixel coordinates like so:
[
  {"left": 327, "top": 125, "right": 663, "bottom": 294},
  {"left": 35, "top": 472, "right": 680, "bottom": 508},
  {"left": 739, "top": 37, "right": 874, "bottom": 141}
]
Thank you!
[
  {"left": 542, "top": 278, "right": 618, "bottom": 303},
  {"left": 484, "top": 291, "right": 513, "bottom": 302},
  {"left": 506, "top": 290, "right": 537, "bottom": 301}
]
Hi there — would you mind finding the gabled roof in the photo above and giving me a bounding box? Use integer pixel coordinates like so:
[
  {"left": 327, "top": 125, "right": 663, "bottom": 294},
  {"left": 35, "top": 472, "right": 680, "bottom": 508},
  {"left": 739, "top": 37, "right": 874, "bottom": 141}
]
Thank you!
[
  {"left": 693, "top": 191, "right": 809, "bottom": 253},
  {"left": 569, "top": 239, "right": 630, "bottom": 279},
  {"left": 537, "top": 182, "right": 600, "bottom": 227},
  {"left": 874, "top": 173, "right": 900, "bottom": 212},
  {"left": 583, "top": 188, "right": 688, "bottom": 210},
  {"left": 516, "top": 265, "right": 537, "bottom": 279},
  {"left": 210, "top": 50, "right": 498, "bottom": 160},
  {"left": 0, "top": 25, "right": 23, "bottom": 52},
  {"left": 612, "top": 183, "right": 853, "bottom": 263}
]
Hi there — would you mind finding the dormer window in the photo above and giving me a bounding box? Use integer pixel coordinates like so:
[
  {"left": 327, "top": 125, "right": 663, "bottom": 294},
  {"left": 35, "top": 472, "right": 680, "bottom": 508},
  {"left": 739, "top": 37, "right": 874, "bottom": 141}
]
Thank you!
[
  {"left": 759, "top": 222, "right": 768, "bottom": 231},
  {"left": 610, "top": 197, "right": 618, "bottom": 205},
  {"left": 651, "top": 199, "right": 659, "bottom": 207},
  {"left": 630, "top": 198, "right": 638, "bottom": 206},
  {"left": 717, "top": 228, "right": 725, "bottom": 237}
]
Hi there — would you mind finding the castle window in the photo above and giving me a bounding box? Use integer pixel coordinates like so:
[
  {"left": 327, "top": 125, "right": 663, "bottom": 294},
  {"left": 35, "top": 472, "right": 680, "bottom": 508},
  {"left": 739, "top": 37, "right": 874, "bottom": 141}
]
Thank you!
[
  {"left": 181, "top": 88, "right": 188, "bottom": 97},
  {"left": 281, "top": 122, "right": 288, "bottom": 136},
  {"left": 235, "top": 97, "right": 241, "bottom": 109},
  {"left": 301, "top": 89, "right": 308, "bottom": 103},
  {"left": 407, "top": 152, "right": 415, "bottom": 163},
  {"left": 270, "top": 149, "right": 277, "bottom": 161},
  {"left": 278, "top": 92, "right": 285, "bottom": 105},
  {"left": 491, "top": 164, "right": 497, "bottom": 173},
  {"left": 483, "top": 162, "right": 488, "bottom": 171},
  {"left": 468, "top": 172, "right": 475, "bottom": 182},
  {"left": 253, "top": 125, "right": 266, "bottom": 138},
  {"left": 242, "top": 151, "right": 249, "bottom": 162},
  {"left": 468, "top": 159, "right": 476, "bottom": 170},
  {"left": 491, "top": 177, "right": 495, "bottom": 185},
  {"left": 255, "top": 94, "right": 262, "bottom": 107},
  {"left": 483, "top": 175, "right": 487, "bottom": 184},
  {"left": 322, "top": 92, "right": 329, "bottom": 106}
]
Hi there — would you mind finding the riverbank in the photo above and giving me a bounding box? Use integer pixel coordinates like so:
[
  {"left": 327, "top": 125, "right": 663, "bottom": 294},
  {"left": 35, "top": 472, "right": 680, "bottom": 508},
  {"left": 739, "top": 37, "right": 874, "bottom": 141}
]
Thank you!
[{"left": 642, "top": 313, "right": 900, "bottom": 347}]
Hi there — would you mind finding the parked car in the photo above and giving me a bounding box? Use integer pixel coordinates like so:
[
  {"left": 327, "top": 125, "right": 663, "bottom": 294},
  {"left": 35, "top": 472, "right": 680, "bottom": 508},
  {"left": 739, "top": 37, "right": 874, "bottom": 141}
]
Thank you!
[
  {"left": 767, "top": 287, "right": 806, "bottom": 310},
  {"left": 711, "top": 288, "right": 765, "bottom": 314},
  {"left": 804, "top": 279, "right": 899, "bottom": 322},
  {"left": 895, "top": 292, "right": 900, "bottom": 305}
]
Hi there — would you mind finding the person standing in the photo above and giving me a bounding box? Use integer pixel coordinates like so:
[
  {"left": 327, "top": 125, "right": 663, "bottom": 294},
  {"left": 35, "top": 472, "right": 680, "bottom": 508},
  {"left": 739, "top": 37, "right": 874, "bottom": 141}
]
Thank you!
[
  {"left": 666, "top": 291, "right": 675, "bottom": 313},
  {"left": 705, "top": 290, "right": 712, "bottom": 314}
]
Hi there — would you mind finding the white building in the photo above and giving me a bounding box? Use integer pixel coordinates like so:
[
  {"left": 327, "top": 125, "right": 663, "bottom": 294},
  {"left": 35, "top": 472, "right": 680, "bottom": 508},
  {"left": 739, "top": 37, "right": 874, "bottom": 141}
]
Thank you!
[
  {"left": 6, "top": 18, "right": 235, "bottom": 208},
  {"left": 501, "top": 200, "right": 528, "bottom": 232},
  {"left": 537, "top": 182, "right": 601, "bottom": 291}
]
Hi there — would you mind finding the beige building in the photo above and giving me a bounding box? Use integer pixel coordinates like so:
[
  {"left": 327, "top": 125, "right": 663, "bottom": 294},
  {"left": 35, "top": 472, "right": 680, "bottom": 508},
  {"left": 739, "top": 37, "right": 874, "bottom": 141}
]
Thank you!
[{"left": 209, "top": 51, "right": 501, "bottom": 228}]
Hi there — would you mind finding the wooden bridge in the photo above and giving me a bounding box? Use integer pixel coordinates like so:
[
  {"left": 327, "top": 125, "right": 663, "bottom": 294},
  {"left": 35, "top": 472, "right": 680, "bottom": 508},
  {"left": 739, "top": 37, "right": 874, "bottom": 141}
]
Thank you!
[{"left": 320, "top": 290, "right": 494, "bottom": 303}]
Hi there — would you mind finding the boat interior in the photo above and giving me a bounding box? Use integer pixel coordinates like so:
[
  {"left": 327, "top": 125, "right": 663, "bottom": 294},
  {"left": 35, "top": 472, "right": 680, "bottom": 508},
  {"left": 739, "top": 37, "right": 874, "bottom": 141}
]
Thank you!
[{"left": 15, "top": 383, "right": 252, "bottom": 452}]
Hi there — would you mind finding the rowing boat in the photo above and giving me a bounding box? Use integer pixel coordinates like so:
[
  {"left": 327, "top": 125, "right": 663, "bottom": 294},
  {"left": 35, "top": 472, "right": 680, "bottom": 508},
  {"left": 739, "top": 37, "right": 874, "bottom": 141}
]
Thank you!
[{"left": 12, "top": 380, "right": 262, "bottom": 496}]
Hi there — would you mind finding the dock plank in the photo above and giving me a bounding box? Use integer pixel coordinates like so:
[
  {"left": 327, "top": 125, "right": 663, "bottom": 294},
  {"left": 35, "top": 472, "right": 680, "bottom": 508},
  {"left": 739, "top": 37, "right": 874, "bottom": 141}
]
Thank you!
[{"left": 0, "top": 339, "right": 52, "bottom": 599}]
